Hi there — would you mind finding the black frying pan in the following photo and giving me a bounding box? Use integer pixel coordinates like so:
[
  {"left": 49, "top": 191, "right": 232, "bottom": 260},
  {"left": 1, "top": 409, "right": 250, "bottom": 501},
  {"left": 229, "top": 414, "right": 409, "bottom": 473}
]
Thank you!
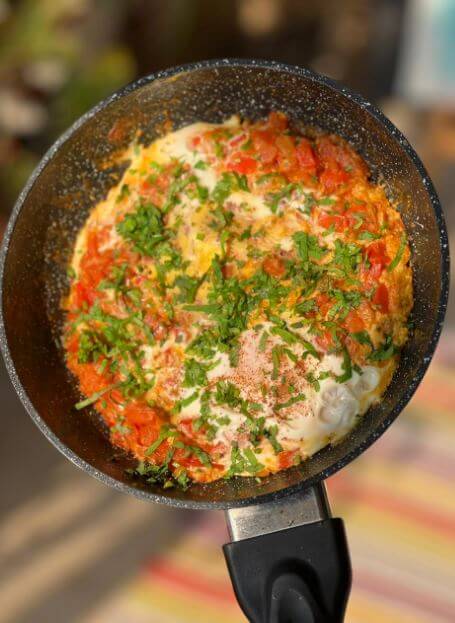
[{"left": 0, "top": 60, "right": 449, "bottom": 623}]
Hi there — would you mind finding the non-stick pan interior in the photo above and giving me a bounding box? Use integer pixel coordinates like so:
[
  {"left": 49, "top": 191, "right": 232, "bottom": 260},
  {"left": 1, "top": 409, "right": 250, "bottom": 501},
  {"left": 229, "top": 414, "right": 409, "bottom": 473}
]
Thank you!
[{"left": 0, "top": 61, "right": 448, "bottom": 508}]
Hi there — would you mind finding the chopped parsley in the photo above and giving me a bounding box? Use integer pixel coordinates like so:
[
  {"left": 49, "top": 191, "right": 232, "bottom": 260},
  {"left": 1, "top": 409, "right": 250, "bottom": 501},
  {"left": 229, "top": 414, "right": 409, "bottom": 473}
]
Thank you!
[
  {"left": 333, "top": 348, "right": 352, "bottom": 383},
  {"left": 318, "top": 197, "right": 336, "bottom": 206},
  {"left": 265, "top": 425, "right": 282, "bottom": 453},
  {"left": 257, "top": 172, "right": 287, "bottom": 185},
  {"left": 267, "top": 183, "right": 296, "bottom": 214},
  {"left": 275, "top": 394, "right": 306, "bottom": 410},
  {"left": 173, "top": 274, "right": 203, "bottom": 304},
  {"left": 351, "top": 331, "right": 373, "bottom": 348},
  {"left": 130, "top": 455, "right": 190, "bottom": 491},
  {"left": 117, "top": 202, "right": 165, "bottom": 256},
  {"left": 293, "top": 232, "right": 328, "bottom": 262},
  {"left": 75, "top": 383, "right": 119, "bottom": 410},
  {"left": 387, "top": 232, "right": 407, "bottom": 272},
  {"left": 358, "top": 231, "right": 381, "bottom": 241},
  {"left": 271, "top": 345, "right": 282, "bottom": 380},
  {"left": 330, "top": 239, "right": 362, "bottom": 277},
  {"left": 212, "top": 171, "right": 249, "bottom": 205},
  {"left": 145, "top": 425, "right": 177, "bottom": 456},
  {"left": 226, "top": 444, "right": 264, "bottom": 476},
  {"left": 295, "top": 299, "right": 316, "bottom": 315},
  {"left": 183, "top": 358, "right": 212, "bottom": 387},
  {"left": 369, "top": 336, "right": 399, "bottom": 361}
]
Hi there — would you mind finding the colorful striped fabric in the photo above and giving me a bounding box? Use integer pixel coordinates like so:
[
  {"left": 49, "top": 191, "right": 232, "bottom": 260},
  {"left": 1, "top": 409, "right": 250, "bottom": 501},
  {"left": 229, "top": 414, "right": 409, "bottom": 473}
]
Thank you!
[{"left": 84, "top": 352, "right": 455, "bottom": 623}]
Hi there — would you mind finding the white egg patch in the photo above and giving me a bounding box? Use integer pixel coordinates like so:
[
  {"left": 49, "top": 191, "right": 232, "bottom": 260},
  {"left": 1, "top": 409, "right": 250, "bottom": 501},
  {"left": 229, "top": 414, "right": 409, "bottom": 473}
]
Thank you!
[{"left": 172, "top": 320, "right": 386, "bottom": 470}]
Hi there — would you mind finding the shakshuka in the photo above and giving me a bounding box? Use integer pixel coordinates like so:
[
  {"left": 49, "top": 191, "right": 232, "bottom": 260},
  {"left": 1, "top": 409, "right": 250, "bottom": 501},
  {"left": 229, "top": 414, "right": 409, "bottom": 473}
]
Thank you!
[{"left": 64, "top": 112, "right": 412, "bottom": 489}]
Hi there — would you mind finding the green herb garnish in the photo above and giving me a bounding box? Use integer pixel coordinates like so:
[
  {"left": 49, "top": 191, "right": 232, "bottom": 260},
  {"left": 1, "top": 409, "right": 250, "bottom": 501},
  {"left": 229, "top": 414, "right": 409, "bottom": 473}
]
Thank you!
[
  {"left": 333, "top": 348, "right": 352, "bottom": 383},
  {"left": 275, "top": 393, "right": 306, "bottom": 410},
  {"left": 387, "top": 232, "right": 407, "bottom": 272}
]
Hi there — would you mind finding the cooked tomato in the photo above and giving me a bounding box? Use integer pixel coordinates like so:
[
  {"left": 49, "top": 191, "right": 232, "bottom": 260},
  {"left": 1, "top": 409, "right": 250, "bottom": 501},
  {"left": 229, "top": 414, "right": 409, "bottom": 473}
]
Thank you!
[
  {"left": 227, "top": 153, "right": 258, "bottom": 174},
  {"left": 179, "top": 418, "right": 195, "bottom": 438},
  {"left": 266, "top": 111, "right": 288, "bottom": 131},
  {"left": 276, "top": 135, "right": 297, "bottom": 173},
  {"left": 251, "top": 130, "right": 278, "bottom": 164},
  {"left": 65, "top": 333, "right": 79, "bottom": 354},
  {"left": 315, "top": 330, "right": 335, "bottom": 352},
  {"left": 263, "top": 255, "right": 286, "bottom": 278},
  {"left": 316, "top": 135, "right": 366, "bottom": 178},
  {"left": 366, "top": 241, "right": 388, "bottom": 267},
  {"left": 189, "top": 135, "right": 201, "bottom": 148},
  {"left": 73, "top": 281, "right": 95, "bottom": 308},
  {"left": 320, "top": 165, "right": 349, "bottom": 192},
  {"left": 173, "top": 449, "right": 205, "bottom": 468},
  {"left": 278, "top": 450, "right": 297, "bottom": 469},
  {"left": 295, "top": 138, "right": 317, "bottom": 175},
  {"left": 318, "top": 213, "right": 346, "bottom": 232},
  {"left": 229, "top": 133, "right": 247, "bottom": 148},
  {"left": 372, "top": 283, "right": 389, "bottom": 313},
  {"left": 124, "top": 402, "right": 159, "bottom": 426},
  {"left": 316, "top": 293, "right": 332, "bottom": 316},
  {"left": 343, "top": 311, "right": 365, "bottom": 333}
]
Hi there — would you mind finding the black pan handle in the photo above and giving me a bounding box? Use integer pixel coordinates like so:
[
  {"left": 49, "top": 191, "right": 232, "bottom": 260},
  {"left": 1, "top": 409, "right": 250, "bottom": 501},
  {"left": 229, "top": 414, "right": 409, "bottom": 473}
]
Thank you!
[{"left": 223, "top": 483, "right": 351, "bottom": 623}]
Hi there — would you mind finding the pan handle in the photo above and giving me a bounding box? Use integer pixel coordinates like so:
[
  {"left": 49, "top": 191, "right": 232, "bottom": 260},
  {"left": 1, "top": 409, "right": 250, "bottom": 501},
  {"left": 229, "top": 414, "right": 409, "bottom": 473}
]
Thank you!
[{"left": 223, "top": 483, "right": 351, "bottom": 623}]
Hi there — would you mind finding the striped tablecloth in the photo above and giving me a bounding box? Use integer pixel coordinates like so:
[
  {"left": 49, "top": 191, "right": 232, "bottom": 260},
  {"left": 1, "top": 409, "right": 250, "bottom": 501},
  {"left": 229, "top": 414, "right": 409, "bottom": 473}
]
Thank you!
[{"left": 83, "top": 356, "right": 455, "bottom": 623}]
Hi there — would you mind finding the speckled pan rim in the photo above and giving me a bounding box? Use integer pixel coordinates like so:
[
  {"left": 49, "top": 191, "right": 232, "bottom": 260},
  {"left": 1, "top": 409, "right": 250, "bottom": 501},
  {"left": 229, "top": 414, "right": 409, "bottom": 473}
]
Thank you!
[{"left": 0, "top": 59, "right": 449, "bottom": 510}]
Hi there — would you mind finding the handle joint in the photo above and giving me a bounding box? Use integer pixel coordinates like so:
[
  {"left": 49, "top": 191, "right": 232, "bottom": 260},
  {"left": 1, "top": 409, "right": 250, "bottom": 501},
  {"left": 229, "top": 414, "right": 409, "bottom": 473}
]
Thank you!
[{"left": 225, "top": 482, "right": 331, "bottom": 542}]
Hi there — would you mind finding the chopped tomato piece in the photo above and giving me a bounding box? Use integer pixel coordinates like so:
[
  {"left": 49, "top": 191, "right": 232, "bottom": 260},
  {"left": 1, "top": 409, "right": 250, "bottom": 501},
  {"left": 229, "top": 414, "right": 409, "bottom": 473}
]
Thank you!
[
  {"left": 124, "top": 402, "right": 160, "bottom": 426},
  {"left": 366, "top": 241, "right": 388, "bottom": 268},
  {"left": 343, "top": 311, "right": 365, "bottom": 333},
  {"left": 318, "top": 213, "right": 345, "bottom": 232},
  {"left": 79, "top": 252, "right": 113, "bottom": 287},
  {"left": 266, "top": 111, "right": 288, "bottom": 131},
  {"left": 320, "top": 165, "right": 348, "bottom": 192},
  {"left": 278, "top": 450, "right": 297, "bottom": 469},
  {"left": 227, "top": 153, "right": 258, "bottom": 174},
  {"left": 369, "top": 262, "right": 383, "bottom": 279},
  {"left": 262, "top": 255, "right": 286, "bottom": 278},
  {"left": 136, "top": 423, "right": 161, "bottom": 447},
  {"left": 316, "top": 135, "right": 366, "bottom": 178},
  {"left": 295, "top": 138, "right": 317, "bottom": 175},
  {"left": 65, "top": 333, "right": 79, "bottom": 354},
  {"left": 222, "top": 263, "right": 235, "bottom": 279},
  {"left": 360, "top": 261, "right": 383, "bottom": 292},
  {"left": 372, "top": 283, "right": 389, "bottom": 313},
  {"left": 189, "top": 135, "right": 201, "bottom": 148},
  {"left": 179, "top": 418, "right": 195, "bottom": 438},
  {"left": 316, "top": 293, "right": 332, "bottom": 316},
  {"left": 229, "top": 133, "right": 247, "bottom": 148},
  {"left": 276, "top": 135, "right": 297, "bottom": 173},
  {"left": 315, "top": 330, "right": 335, "bottom": 352},
  {"left": 364, "top": 263, "right": 384, "bottom": 293},
  {"left": 251, "top": 130, "right": 278, "bottom": 164},
  {"left": 73, "top": 281, "right": 95, "bottom": 308},
  {"left": 173, "top": 447, "right": 206, "bottom": 469}
]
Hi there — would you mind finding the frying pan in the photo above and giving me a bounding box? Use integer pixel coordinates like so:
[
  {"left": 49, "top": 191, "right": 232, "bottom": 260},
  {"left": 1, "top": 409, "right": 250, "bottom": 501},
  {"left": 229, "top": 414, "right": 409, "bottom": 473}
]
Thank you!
[{"left": 0, "top": 59, "right": 449, "bottom": 623}]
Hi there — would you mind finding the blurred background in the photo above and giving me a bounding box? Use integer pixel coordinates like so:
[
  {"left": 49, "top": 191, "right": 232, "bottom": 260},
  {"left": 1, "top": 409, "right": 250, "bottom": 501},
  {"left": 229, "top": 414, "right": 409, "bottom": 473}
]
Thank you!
[{"left": 0, "top": 1, "right": 454, "bottom": 622}]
